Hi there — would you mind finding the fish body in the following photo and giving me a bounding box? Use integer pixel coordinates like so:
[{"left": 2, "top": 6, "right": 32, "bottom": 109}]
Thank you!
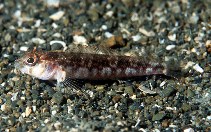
[{"left": 15, "top": 45, "right": 167, "bottom": 83}]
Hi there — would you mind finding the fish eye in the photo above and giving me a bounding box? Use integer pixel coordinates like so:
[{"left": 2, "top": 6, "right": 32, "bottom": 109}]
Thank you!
[
  {"left": 27, "top": 57, "right": 34, "bottom": 64},
  {"left": 25, "top": 55, "right": 38, "bottom": 66}
]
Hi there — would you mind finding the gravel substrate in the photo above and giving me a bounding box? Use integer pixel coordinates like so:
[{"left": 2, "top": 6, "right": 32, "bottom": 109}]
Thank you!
[{"left": 0, "top": 0, "right": 210, "bottom": 131}]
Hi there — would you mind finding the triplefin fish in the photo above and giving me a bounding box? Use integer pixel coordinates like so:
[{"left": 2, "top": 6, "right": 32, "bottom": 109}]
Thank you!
[{"left": 15, "top": 45, "right": 168, "bottom": 84}]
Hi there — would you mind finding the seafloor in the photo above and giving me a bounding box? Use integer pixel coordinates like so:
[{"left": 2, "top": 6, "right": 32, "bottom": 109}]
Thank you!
[{"left": 0, "top": 0, "right": 210, "bottom": 131}]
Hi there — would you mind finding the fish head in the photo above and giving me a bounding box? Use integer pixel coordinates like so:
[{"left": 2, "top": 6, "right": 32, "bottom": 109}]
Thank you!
[{"left": 15, "top": 50, "right": 58, "bottom": 80}]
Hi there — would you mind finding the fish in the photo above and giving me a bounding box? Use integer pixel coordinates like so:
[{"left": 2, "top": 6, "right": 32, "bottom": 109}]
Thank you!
[{"left": 15, "top": 45, "right": 170, "bottom": 86}]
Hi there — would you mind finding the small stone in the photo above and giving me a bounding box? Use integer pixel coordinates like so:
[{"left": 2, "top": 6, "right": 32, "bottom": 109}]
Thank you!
[
  {"left": 49, "top": 11, "right": 65, "bottom": 21},
  {"left": 20, "top": 46, "right": 29, "bottom": 51},
  {"left": 52, "top": 92, "right": 64, "bottom": 104},
  {"left": 162, "top": 120, "right": 170, "bottom": 127},
  {"left": 45, "top": 0, "right": 60, "bottom": 7},
  {"left": 104, "top": 32, "right": 113, "bottom": 38},
  {"left": 166, "top": 45, "right": 176, "bottom": 50},
  {"left": 205, "top": 40, "right": 211, "bottom": 53},
  {"left": 73, "top": 35, "right": 87, "bottom": 45},
  {"left": 124, "top": 86, "right": 134, "bottom": 96},
  {"left": 193, "top": 64, "right": 204, "bottom": 73},
  {"left": 8, "top": 116, "right": 16, "bottom": 126},
  {"left": 112, "top": 95, "right": 121, "bottom": 103},
  {"left": 168, "top": 33, "right": 176, "bottom": 41},
  {"left": 50, "top": 41, "right": 64, "bottom": 50},
  {"left": 152, "top": 113, "right": 166, "bottom": 121},
  {"left": 31, "top": 38, "right": 46, "bottom": 44},
  {"left": 105, "top": 11, "right": 114, "bottom": 17},
  {"left": 132, "top": 34, "right": 141, "bottom": 42},
  {"left": 181, "top": 103, "right": 191, "bottom": 112},
  {"left": 101, "top": 35, "right": 125, "bottom": 48},
  {"left": 25, "top": 106, "right": 32, "bottom": 117},
  {"left": 54, "top": 121, "right": 62, "bottom": 130},
  {"left": 138, "top": 85, "right": 156, "bottom": 94},
  {"left": 4, "top": 33, "right": 11, "bottom": 42},
  {"left": 189, "top": 13, "right": 199, "bottom": 24},
  {"left": 183, "top": 127, "right": 194, "bottom": 132},
  {"left": 159, "top": 86, "right": 176, "bottom": 97},
  {"left": 139, "top": 28, "right": 155, "bottom": 37},
  {"left": 131, "top": 12, "right": 139, "bottom": 21},
  {"left": 186, "top": 89, "right": 195, "bottom": 98},
  {"left": 50, "top": 40, "right": 67, "bottom": 51}
]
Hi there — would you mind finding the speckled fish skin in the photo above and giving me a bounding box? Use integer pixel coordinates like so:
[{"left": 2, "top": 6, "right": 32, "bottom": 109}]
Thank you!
[{"left": 15, "top": 46, "right": 167, "bottom": 83}]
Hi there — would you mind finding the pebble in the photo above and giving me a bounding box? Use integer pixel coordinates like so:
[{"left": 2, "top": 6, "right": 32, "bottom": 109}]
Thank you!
[
  {"left": 139, "top": 28, "right": 155, "bottom": 37},
  {"left": 183, "top": 127, "right": 194, "bottom": 132},
  {"left": 50, "top": 40, "right": 67, "bottom": 51},
  {"left": 205, "top": 40, "right": 211, "bottom": 53},
  {"left": 131, "top": 34, "right": 141, "bottom": 42},
  {"left": 32, "top": 38, "right": 46, "bottom": 44},
  {"left": 124, "top": 86, "right": 134, "bottom": 96},
  {"left": 73, "top": 35, "right": 88, "bottom": 45},
  {"left": 152, "top": 113, "right": 166, "bottom": 121},
  {"left": 101, "top": 35, "right": 125, "bottom": 48},
  {"left": 159, "top": 86, "right": 176, "bottom": 97},
  {"left": 25, "top": 106, "right": 32, "bottom": 117},
  {"left": 138, "top": 85, "right": 156, "bottom": 94},
  {"left": 168, "top": 33, "right": 176, "bottom": 41},
  {"left": 45, "top": 0, "right": 60, "bottom": 7},
  {"left": 52, "top": 92, "right": 64, "bottom": 104},
  {"left": 49, "top": 11, "right": 65, "bottom": 21},
  {"left": 104, "top": 32, "right": 114, "bottom": 38},
  {"left": 166, "top": 45, "right": 176, "bottom": 50},
  {"left": 189, "top": 13, "right": 199, "bottom": 24},
  {"left": 181, "top": 103, "right": 191, "bottom": 112},
  {"left": 193, "top": 64, "right": 204, "bottom": 73}
]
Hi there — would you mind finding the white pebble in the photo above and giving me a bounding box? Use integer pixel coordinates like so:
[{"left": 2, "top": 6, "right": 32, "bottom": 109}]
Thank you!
[
  {"left": 104, "top": 32, "right": 113, "bottom": 38},
  {"left": 73, "top": 35, "right": 87, "bottom": 45},
  {"left": 139, "top": 28, "right": 155, "bottom": 37},
  {"left": 32, "top": 38, "right": 46, "bottom": 44},
  {"left": 20, "top": 46, "right": 29, "bottom": 51},
  {"left": 44, "top": 118, "right": 50, "bottom": 123},
  {"left": 11, "top": 92, "right": 18, "bottom": 101},
  {"left": 49, "top": 11, "right": 65, "bottom": 21},
  {"left": 184, "top": 128, "right": 194, "bottom": 132},
  {"left": 184, "top": 61, "right": 195, "bottom": 69},
  {"left": 52, "top": 23, "right": 58, "bottom": 28},
  {"left": 50, "top": 40, "right": 67, "bottom": 51},
  {"left": 34, "top": 19, "right": 41, "bottom": 27},
  {"left": 168, "top": 34, "right": 176, "bottom": 41},
  {"left": 131, "top": 12, "right": 139, "bottom": 21},
  {"left": 13, "top": 10, "right": 21, "bottom": 18},
  {"left": 46, "top": 0, "right": 60, "bottom": 7},
  {"left": 101, "top": 25, "right": 108, "bottom": 30},
  {"left": 32, "top": 106, "right": 36, "bottom": 112},
  {"left": 132, "top": 34, "right": 141, "bottom": 42},
  {"left": 25, "top": 106, "right": 32, "bottom": 117},
  {"left": 51, "top": 110, "right": 57, "bottom": 115},
  {"left": 207, "top": 115, "right": 211, "bottom": 120},
  {"left": 166, "top": 45, "right": 176, "bottom": 50},
  {"left": 193, "top": 64, "right": 204, "bottom": 73},
  {"left": 105, "top": 11, "right": 114, "bottom": 17},
  {"left": 160, "top": 81, "right": 167, "bottom": 87},
  {"left": 0, "top": 4, "right": 4, "bottom": 10},
  {"left": 1, "top": 104, "right": 6, "bottom": 111}
]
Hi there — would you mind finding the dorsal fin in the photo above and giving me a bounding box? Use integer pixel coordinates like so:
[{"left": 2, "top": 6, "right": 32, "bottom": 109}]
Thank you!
[{"left": 66, "top": 44, "right": 122, "bottom": 56}]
